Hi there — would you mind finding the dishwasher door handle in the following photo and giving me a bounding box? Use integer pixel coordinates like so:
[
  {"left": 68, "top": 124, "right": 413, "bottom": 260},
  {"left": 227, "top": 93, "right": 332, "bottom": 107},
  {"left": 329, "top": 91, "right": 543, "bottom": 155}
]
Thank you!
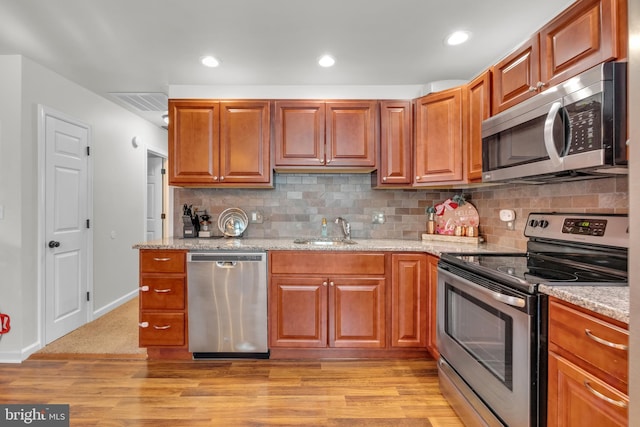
[{"left": 216, "top": 261, "right": 237, "bottom": 268}]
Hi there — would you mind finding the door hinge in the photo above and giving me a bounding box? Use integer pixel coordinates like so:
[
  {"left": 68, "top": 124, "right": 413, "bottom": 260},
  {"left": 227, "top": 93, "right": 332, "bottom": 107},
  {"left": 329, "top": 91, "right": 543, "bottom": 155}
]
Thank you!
[
  {"left": 161, "top": 168, "right": 166, "bottom": 175},
  {"left": 86, "top": 219, "right": 90, "bottom": 229},
  {"left": 86, "top": 146, "right": 91, "bottom": 156},
  {"left": 161, "top": 213, "right": 166, "bottom": 219},
  {"left": 86, "top": 292, "right": 90, "bottom": 302}
]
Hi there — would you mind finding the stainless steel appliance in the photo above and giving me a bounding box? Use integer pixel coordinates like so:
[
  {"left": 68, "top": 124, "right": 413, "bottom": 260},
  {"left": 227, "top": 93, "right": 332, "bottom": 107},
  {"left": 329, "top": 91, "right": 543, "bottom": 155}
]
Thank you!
[
  {"left": 187, "top": 252, "right": 269, "bottom": 359},
  {"left": 482, "top": 62, "right": 627, "bottom": 183},
  {"left": 437, "top": 212, "right": 628, "bottom": 426}
]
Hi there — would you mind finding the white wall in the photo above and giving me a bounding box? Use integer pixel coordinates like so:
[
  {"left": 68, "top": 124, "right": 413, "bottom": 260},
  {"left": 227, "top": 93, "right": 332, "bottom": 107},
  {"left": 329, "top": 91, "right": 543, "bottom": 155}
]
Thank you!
[
  {"left": 0, "top": 55, "right": 167, "bottom": 362},
  {"left": 0, "top": 56, "right": 25, "bottom": 360}
]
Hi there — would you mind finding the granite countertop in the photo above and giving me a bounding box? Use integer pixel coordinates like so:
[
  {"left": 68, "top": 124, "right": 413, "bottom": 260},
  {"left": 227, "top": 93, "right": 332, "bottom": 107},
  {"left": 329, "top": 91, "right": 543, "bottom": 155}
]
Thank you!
[
  {"left": 133, "top": 236, "right": 506, "bottom": 257},
  {"left": 133, "top": 237, "right": 629, "bottom": 324},
  {"left": 538, "top": 284, "right": 629, "bottom": 324}
]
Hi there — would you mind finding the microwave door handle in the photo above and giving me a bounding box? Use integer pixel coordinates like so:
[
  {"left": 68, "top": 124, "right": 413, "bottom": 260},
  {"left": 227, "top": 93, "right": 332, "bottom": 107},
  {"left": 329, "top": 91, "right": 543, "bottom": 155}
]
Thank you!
[{"left": 543, "top": 101, "right": 564, "bottom": 167}]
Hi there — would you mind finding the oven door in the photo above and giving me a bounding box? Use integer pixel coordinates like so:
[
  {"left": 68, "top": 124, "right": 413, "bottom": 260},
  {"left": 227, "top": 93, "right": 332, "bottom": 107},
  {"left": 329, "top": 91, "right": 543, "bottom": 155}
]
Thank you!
[{"left": 437, "top": 265, "right": 537, "bottom": 427}]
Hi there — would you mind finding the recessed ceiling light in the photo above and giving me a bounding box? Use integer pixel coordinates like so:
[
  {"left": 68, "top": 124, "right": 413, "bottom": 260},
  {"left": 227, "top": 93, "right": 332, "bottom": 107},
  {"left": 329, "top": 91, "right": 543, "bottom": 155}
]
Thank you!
[
  {"left": 445, "top": 31, "right": 471, "bottom": 46},
  {"left": 201, "top": 56, "right": 221, "bottom": 67},
  {"left": 318, "top": 54, "right": 336, "bottom": 67}
]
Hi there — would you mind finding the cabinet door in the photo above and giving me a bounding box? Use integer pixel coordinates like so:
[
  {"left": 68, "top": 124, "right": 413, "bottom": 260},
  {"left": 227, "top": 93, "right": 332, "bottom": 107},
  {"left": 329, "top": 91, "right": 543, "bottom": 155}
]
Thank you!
[
  {"left": 274, "top": 101, "right": 326, "bottom": 167},
  {"left": 377, "top": 100, "right": 412, "bottom": 186},
  {"left": 168, "top": 100, "right": 220, "bottom": 185},
  {"left": 390, "top": 254, "right": 427, "bottom": 348},
  {"left": 330, "top": 277, "right": 385, "bottom": 348},
  {"left": 219, "top": 101, "right": 271, "bottom": 184},
  {"left": 414, "top": 88, "right": 464, "bottom": 184},
  {"left": 466, "top": 72, "right": 491, "bottom": 182},
  {"left": 325, "top": 101, "right": 377, "bottom": 168},
  {"left": 539, "top": 0, "right": 622, "bottom": 88},
  {"left": 426, "top": 255, "right": 439, "bottom": 359},
  {"left": 548, "top": 353, "right": 628, "bottom": 427},
  {"left": 269, "top": 275, "right": 328, "bottom": 348},
  {"left": 491, "top": 36, "right": 541, "bottom": 115}
]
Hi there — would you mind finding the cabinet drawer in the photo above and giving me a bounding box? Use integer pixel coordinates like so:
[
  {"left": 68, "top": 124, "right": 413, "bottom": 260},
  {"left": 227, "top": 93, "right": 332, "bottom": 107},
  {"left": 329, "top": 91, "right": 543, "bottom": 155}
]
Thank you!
[
  {"left": 140, "top": 250, "right": 186, "bottom": 273},
  {"left": 139, "top": 313, "right": 186, "bottom": 347},
  {"left": 270, "top": 252, "right": 385, "bottom": 275},
  {"left": 139, "top": 277, "right": 185, "bottom": 310},
  {"left": 549, "top": 299, "right": 628, "bottom": 386}
]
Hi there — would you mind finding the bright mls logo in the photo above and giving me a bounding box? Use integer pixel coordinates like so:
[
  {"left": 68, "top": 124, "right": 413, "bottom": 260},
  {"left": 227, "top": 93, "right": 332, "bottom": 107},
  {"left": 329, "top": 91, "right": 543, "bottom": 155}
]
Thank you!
[{"left": 0, "top": 405, "right": 69, "bottom": 426}]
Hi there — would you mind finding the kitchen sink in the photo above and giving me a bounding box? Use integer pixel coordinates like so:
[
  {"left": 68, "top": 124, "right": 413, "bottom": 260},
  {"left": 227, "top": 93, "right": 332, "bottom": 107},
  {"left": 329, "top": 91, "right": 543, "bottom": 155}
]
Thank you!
[{"left": 293, "top": 238, "right": 357, "bottom": 246}]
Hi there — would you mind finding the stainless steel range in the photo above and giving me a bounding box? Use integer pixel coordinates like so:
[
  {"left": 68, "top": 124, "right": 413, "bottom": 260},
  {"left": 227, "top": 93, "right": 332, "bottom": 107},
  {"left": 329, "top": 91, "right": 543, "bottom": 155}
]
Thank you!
[{"left": 437, "top": 212, "right": 628, "bottom": 427}]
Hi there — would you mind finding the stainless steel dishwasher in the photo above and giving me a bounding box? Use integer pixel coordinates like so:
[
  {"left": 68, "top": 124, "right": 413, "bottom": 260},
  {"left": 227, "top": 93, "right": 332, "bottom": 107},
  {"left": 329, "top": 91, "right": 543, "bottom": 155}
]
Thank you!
[{"left": 187, "top": 252, "right": 268, "bottom": 359}]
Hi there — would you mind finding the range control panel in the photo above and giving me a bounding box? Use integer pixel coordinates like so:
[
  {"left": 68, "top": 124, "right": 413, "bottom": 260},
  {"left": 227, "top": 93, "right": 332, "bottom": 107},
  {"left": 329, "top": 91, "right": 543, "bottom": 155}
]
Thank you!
[
  {"left": 562, "top": 218, "right": 607, "bottom": 236},
  {"left": 524, "top": 213, "right": 628, "bottom": 249}
]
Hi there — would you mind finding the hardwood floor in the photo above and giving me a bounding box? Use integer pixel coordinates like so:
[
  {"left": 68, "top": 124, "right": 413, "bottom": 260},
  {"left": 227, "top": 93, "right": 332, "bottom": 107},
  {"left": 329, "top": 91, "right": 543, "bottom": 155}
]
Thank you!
[{"left": 1, "top": 357, "right": 464, "bottom": 426}]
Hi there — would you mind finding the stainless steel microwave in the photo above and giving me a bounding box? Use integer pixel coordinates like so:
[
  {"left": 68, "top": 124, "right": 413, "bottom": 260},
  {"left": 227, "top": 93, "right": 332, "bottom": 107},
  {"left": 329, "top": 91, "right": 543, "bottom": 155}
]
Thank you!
[{"left": 482, "top": 62, "right": 627, "bottom": 183}]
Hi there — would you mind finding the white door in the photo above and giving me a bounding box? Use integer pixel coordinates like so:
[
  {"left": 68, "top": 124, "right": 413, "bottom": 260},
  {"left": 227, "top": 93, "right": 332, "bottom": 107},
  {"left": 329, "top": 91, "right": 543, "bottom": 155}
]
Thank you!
[
  {"left": 44, "top": 110, "right": 90, "bottom": 343},
  {"left": 146, "top": 154, "right": 164, "bottom": 241}
]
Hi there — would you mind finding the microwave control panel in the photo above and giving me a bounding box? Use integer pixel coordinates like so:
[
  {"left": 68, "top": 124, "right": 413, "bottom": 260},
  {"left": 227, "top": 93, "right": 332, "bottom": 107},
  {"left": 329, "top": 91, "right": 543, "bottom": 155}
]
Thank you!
[{"left": 565, "top": 93, "right": 602, "bottom": 154}]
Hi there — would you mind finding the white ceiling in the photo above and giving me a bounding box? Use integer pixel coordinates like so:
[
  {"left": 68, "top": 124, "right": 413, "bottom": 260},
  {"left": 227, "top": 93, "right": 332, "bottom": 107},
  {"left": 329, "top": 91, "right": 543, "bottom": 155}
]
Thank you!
[{"left": 0, "top": 0, "right": 575, "bottom": 128}]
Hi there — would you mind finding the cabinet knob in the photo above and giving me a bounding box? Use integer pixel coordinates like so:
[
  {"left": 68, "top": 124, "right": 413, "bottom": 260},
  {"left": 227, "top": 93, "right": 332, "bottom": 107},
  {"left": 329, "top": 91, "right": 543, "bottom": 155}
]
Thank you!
[
  {"left": 528, "top": 86, "right": 537, "bottom": 92},
  {"left": 536, "top": 81, "right": 546, "bottom": 90},
  {"left": 139, "top": 285, "right": 149, "bottom": 292},
  {"left": 415, "top": 176, "right": 420, "bottom": 181},
  {"left": 322, "top": 281, "right": 328, "bottom": 287},
  {"left": 220, "top": 176, "right": 225, "bottom": 181},
  {"left": 382, "top": 177, "right": 387, "bottom": 182},
  {"left": 329, "top": 281, "right": 334, "bottom": 287},
  {"left": 326, "top": 159, "right": 331, "bottom": 164},
  {"left": 213, "top": 176, "right": 218, "bottom": 181},
  {"left": 318, "top": 158, "right": 323, "bottom": 163},
  {"left": 138, "top": 322, "right": 149, "bottom": 328}
]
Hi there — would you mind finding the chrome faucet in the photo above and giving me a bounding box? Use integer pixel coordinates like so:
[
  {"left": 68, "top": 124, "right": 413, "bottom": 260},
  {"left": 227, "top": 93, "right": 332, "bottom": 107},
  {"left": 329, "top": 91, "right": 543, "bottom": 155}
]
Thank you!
[{"left": 335, "top": 217, "right": 351, "bottom": 240}]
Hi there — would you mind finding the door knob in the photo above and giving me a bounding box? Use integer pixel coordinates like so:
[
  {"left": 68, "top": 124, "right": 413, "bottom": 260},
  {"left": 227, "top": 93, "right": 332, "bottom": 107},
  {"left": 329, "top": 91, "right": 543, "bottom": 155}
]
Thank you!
[{"left": 48, "top": 240, "right": 60, "bottom": 248}]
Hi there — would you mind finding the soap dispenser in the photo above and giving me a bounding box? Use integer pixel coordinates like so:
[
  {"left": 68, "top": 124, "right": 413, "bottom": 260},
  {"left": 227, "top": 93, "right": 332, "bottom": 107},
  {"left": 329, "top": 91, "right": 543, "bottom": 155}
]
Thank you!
[{"left": 321, "top": 217, "right": 328, "bottom": 238}]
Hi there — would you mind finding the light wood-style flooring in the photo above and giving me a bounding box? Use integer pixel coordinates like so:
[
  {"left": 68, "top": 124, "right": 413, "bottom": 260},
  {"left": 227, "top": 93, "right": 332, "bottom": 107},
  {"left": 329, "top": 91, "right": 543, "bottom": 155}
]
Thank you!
[{"left": 1, "top": 357, "right": 463, "bottom": 426}]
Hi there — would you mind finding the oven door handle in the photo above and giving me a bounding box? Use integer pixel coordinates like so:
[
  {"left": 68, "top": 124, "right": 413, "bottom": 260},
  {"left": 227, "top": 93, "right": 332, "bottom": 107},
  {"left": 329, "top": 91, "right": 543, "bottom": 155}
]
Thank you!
[{"left": 460, "top": 274, "right": 527, "bottom": 308}]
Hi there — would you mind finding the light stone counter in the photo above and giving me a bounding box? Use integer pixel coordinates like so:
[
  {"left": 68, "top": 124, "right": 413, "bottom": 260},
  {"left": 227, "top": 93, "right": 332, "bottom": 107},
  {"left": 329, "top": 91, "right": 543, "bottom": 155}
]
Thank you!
[
  {"left": 133, "top": 237, "right": 506, "bottom": 257},
  {"left": 538, "top": 284, "right": 629, "bottom": 324},
  {"left": 133, "top": 237, "right": 629, "bottom": 324}
]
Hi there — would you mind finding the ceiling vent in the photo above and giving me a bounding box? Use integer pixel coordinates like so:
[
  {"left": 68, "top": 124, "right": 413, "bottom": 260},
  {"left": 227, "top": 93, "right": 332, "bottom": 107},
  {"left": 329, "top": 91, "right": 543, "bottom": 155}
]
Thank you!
[{"left": 110, "top": 92, "right": 168, "bottom": 112}]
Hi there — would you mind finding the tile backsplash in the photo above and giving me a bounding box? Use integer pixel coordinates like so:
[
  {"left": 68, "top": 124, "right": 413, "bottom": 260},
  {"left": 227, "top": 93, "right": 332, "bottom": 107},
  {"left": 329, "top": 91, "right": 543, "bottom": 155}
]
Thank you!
[{"left": 174, "top": 174, "right": 628, "bottom": 251}]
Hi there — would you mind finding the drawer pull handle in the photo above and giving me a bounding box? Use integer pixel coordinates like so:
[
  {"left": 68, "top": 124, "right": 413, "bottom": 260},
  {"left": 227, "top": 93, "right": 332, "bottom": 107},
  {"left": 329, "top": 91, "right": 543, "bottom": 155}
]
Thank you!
[
  {"left": 139, "top": 322, "right": 149, "bottom": 328},
  {"left": 139, "top": 286, "right": 149, "bottom": 292},
  {"left": 153, "top": 324, "right": 171, "bottom": 330},
  {"left": 585, "top": 329, "right": 628, "bottom": 351},
  {"left": 153, "top": 257, "right": 171, "bottom": 262},
  {"left": 153, "top": 288, "right": 172, "bottom": 293},
  {"left": 583, "top": 381, "right": 627, "bottom": 408}
]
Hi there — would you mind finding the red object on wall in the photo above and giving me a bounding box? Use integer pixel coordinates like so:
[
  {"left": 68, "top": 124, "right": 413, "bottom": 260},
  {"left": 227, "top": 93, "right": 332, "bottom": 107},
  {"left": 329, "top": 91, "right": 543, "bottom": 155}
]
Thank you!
[{"left": 0, "top": 313, "right": 10, "bottom": 334}]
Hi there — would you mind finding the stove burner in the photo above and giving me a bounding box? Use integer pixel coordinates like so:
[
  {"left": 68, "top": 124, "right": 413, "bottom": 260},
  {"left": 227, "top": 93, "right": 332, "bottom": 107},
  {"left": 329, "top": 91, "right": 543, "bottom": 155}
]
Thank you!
[{"left": 525, "top": 268, "right": 578, "bottom": 282}]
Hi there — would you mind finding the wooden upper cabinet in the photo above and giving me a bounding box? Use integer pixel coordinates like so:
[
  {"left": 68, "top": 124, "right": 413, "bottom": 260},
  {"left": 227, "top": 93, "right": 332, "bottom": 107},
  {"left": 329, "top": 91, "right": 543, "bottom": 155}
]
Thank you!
[
  {"left": 539, "top": 0, "right": 625, "bottom": 88},
  {"left": 491, "top": 36, "right": 541, "bottom": 115},
  {"left": 168, "top": 100, "right": 219, "bottom": 185},
  {"left": 274, "top": 100, "right": 377, "bottom": 169},
  {"left": 492, "top": 0, "right": 626, "bottom": 115},
  {"left": 219, "top": 101, "right": 271, "bottom": 184},
  {"left": 168, "top": 99, "right": 271, "bottom": 187},
  {"left": 376, "top": 100, "right": 412, "bottom": 187},
  {"left": 465, "top": 71, "right": 491, "bottom": 182},
  {"left": 274, "top": 101, "right": 325, "bottom": 167},
  {"left": 414, "top": 87, "right": 464, "bottom": 184},
  {"left": 325, "top": 101, "right": 377, "bottom": 168}
]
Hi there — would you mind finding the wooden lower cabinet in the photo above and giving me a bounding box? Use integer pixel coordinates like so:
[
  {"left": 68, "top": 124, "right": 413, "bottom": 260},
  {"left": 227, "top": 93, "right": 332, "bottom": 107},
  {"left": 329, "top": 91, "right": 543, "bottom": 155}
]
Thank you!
[
  {"left": 390, "top": 253, "right": 427, "bottom": 348},
  {"left": 547, "top": 297, "right": 628, "bottom": 426},
  {"left": 138, "top": 249, "right": 190, "bottom": 359},
  {"left": 268, "top": 251, "right": 430, "bottom": 358}
]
